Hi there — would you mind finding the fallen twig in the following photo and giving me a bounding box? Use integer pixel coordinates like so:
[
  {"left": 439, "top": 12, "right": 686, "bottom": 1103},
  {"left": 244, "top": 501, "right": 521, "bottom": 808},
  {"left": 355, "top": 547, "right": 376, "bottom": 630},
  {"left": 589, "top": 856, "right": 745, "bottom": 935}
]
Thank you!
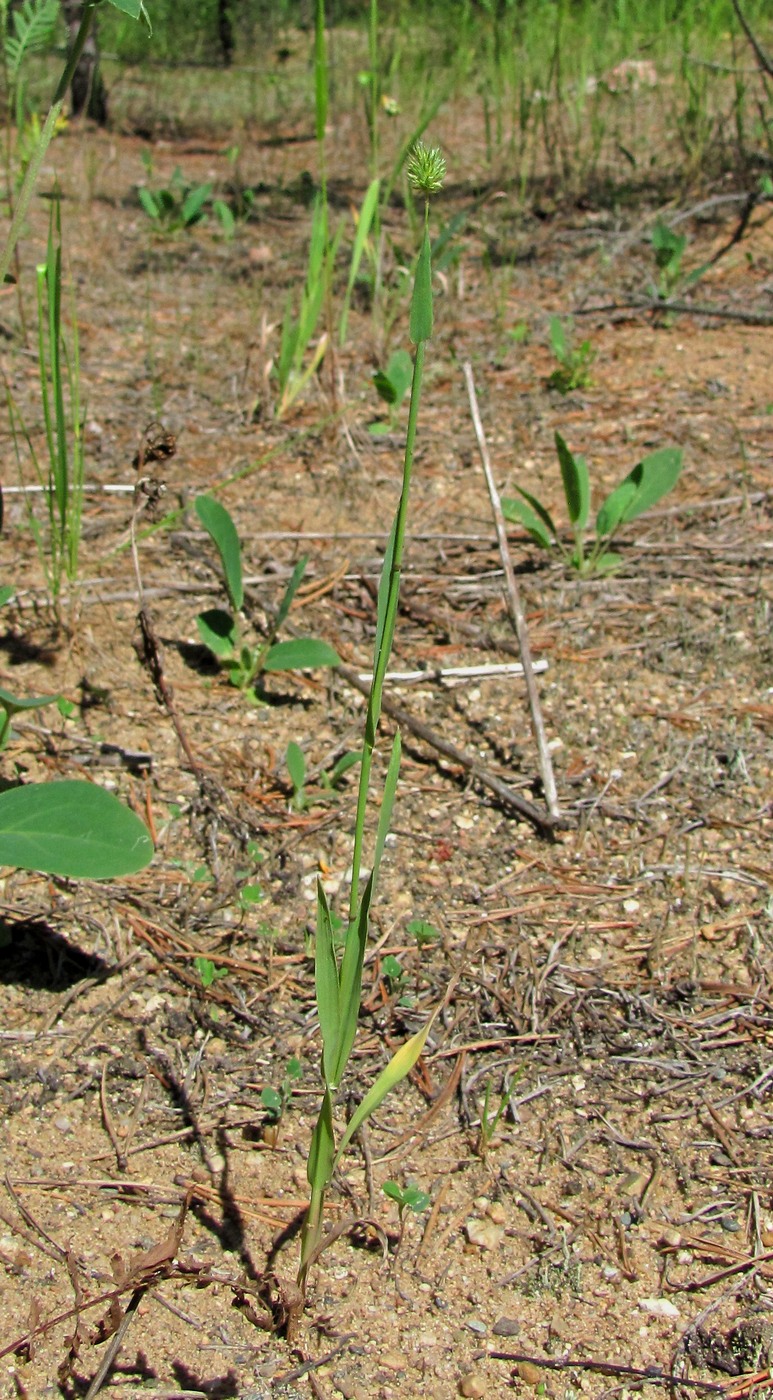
[
  {"left": 463, "top": 362, "right": 560, "bottom": 820},
  {"left": 336, "top": 662, "right": 562, "bottom": 837}
]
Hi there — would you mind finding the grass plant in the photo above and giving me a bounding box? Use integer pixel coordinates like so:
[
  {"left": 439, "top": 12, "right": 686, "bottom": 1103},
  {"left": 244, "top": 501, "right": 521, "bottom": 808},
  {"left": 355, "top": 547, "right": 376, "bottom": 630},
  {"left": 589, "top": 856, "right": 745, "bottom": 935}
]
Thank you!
[
  {"left": 547, "top": 315, "right": 595, "bottom": 394},
  {"left": 295, "top": 141, "right": 446, "bottom": 1311},
  {"left": 138, "top": 167, "right": 213, "bottom": 234},
  {"left": 7, "top": 199, "right": 84, "bottom": 621}
]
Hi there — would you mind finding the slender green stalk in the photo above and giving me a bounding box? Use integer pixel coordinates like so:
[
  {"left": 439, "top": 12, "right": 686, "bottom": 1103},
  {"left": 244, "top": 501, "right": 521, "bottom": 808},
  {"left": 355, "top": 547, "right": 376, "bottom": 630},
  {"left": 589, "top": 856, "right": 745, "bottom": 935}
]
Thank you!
[{"left": 296, "top": 143, "right": 446, "bottom": 1310}]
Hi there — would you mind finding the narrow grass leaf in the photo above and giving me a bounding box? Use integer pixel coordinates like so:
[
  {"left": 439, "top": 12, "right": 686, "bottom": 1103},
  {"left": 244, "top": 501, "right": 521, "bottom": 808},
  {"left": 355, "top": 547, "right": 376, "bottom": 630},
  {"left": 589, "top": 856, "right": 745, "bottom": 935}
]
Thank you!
[
  {"left": 371, "top": 732, "right": 401, "bottom": 891},
  {"left": 314, "top": 881, "right": 341, "bottom": 1086},
  {"left": 306, "top": 1086, "right": 335, "bottom": 1191},
  {"left": 334, "top": 871, "right": 374, "bottom": 1087},
  {"left": 195, "top": 495, "right": 243, "bottom": 610},
  {"left": 0, "top": 780, "right": 153, "bottom": 878},
  {"left": 339, "top": 176, "right": 379, "bottom": 346},
  {"left": 262, "top": 638, "right": 339, "bottom": 672},
  {"left": 410, "top": 229, "right": 433, "bottom": 345},
  {"left": 336, "top": 1012, "right": 437, "bottom": 1162}
]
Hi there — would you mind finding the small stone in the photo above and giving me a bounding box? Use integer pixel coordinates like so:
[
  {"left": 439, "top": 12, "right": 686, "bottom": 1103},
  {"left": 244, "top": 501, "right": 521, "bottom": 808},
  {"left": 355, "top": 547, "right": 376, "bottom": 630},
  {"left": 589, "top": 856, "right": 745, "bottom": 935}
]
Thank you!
[
  {"left": 639, "top": 1297, "right": 680, "bottom": 1319},
  {"left": 465, "top": 1218, "right": 504, "bottom": 1251},
  {"left": 379, "top": 1351, "right": 405, "bottom": 1372},
  {"left": 53, "top": 1115, "right": 72, "bottom": 1133},
  {"left": 467, "top": 1319, "right": 487, "bottom": 1335},
  {"left": 487, "top": 1202, "right": 506, "bottom": 1225},
  {"left": 459, "top": 1373, "right": 485, "bottom": 1398},
  {"left": 658, "top": 1228, "right": 682, "bottom": 1249},
  {"left": 516, "top": 1361, "right": 543, "bottom": 1386},
  {"left": 492, "top": 1317, "right": 520, "bottom": 1338}
]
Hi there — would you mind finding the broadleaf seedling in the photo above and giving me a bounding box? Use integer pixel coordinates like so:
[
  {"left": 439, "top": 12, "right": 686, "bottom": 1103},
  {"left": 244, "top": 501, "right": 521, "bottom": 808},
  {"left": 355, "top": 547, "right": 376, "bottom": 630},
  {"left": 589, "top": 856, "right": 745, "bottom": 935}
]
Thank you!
[
  {"left": 502, "top": 432, "right": 683, "bottom": 577},
  {"left": 195, "top": 495, "right": 339, "bottom": 700},
  {"left": 369, "top": 348, "right": 413, "bottom": 435},
  {"left": 547, "top": 315, "right": 595, "bottom": 393}
]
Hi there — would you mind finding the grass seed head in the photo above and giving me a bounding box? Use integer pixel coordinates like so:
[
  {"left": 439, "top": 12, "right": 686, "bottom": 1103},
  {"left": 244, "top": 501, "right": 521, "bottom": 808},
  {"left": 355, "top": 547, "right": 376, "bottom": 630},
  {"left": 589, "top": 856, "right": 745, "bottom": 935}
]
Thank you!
[{"left": 407, "top": 141, "right": 446, "bottom": 197}]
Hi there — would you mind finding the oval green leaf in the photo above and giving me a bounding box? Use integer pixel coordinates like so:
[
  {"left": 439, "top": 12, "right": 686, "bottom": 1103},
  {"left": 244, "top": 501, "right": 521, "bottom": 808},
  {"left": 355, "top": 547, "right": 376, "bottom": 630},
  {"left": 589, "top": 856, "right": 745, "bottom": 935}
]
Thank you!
[
  {"left": 196, "top": 608, "right": 237, "bottom": 659},
  {"left": 0, "top": 781, "right": 153, "bottom": 879}
]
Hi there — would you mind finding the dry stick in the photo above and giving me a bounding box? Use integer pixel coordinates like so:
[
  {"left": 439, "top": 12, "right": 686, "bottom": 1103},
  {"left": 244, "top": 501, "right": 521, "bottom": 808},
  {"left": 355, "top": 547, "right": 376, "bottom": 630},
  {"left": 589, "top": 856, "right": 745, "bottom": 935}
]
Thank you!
[
  {"left": 575, "top": 296, "right": 773, "bottom": 326},
  {"left": 462, "top": 362, "right": 560, "bottom": 820},
  {"left": 485, "top": 1351, "right": 726, "bottom": 1395},
  {"left": 336, "top": 663, "right": 558, "bottom": 837},
  {"left": 731, "top": 0, "right": 773, "bottom": 76}
]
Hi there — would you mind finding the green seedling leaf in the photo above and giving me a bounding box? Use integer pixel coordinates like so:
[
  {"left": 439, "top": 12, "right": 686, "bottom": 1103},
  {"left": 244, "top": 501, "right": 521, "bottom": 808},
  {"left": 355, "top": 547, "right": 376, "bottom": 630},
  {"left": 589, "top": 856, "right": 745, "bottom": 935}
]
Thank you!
[
  {"left": 555, "top": 433, "right": 590, "bottom": 530},
  {"left": 181, "top": 183, "right": 212, "bottom": 226},
  {"left": 56, "top": 697, "right": 75, "bottom": 719},
  {"left": 195, "top": 495, "right": 243, "bottom": 611},
  {"left": 502, "top": 495, "right": 553, "bottom": 550},
  {"left": 261, "top": 1086, "right": 283, "bottom": 1116},
  {"left": 597, "top": 447, "right": 682, "bottom": 536},
  {"left": 336, "top": 1010, "right": 437, "bottom": 1163},
  {"left": 196, "top": 608, "right": 238, "bottom": 660},
  {"left": 0, "top": 780, "right": 153, "bottom": 879},
  {"left": 213, "top": 199, "right": 236, "bottom": 238},
  {"left": 262, "top": 638, "right": 339, "bottom": 672},
  {"left": 0, "top": 687, "right": 59, "bottom": 717},
  {"left": 326, "top": 750, "right": 361, "bottom": 786},
  {"left": 549, "top": 314, "right": 567, "bottom": 361},
  {"left": 138, "top": 187, "right": 160, "bottom": 221},
  {"left": 275, "top": 556, "right": 308, "bottom": 632},
  {"left": 373, "top": 349, "right": 413, "bottom": 408},
  {"left": 238, "top": 883, "right": 264, "bottom": 908},
  {"left": 194, "top": 956, "right": 228, "bottom": 988},
  {"left": 0, "top": 586, "right": 14, "bottom": 608},
  {"left": 286, "top": 741, "right": 306, "bottom": 792},
  {"left": 410, "top": 228, "right": 433, "bottom": 345},
  {"left": 502, "top": 485, "right": 557, "bottom": 549},
  {"left": 593, "top": 551, "right": 624, "bottom": 574},
  {"left": 508, "top": 321, "right": 529, "bottom": 344},
  {"left": 382, "top": 954, "right": 403, "bottom": 985},
  {"left": 407, "top": 918, "right": 439, "bottom": 947}
]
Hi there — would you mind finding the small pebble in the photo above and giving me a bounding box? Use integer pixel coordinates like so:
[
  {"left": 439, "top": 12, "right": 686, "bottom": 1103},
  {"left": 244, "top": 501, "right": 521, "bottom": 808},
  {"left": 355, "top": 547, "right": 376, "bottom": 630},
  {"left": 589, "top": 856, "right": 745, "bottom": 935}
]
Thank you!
[
  {"left": 639, "top": 1297, "right": 680, "bottom": 1319},
  {"left": 492, "top": 1317, "right": 520, "bottom": 1338},
  {"left": 459, "top": 1373, "right": 485, "bottom": 1398},
  {"left": 467, "top": 1319, "right": 487, "bottom": 1336},
  {"left": 516, "top": 1361, "right": 543, "bottom": 1386},
  {"left": 465, "top": 1218, "right": 504, "bottom": 1251},
  {"left": 53, "top": 1115, "right": 72, "bottom": 1133}
]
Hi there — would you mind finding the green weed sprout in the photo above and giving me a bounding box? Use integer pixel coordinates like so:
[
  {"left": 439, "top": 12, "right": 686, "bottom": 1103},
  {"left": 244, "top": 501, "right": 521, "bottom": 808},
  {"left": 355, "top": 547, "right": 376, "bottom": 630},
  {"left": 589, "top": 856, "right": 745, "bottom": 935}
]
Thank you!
[
  {"left": 261, "top": 1057, "right": 302, "bottom": 1129},
  {"left": 8, "top": 199, "right": 84, "bottom": 619},
  {"left": 194, "top": 495, "right": 339, "bottom": 700},
  {"left": 138, "top": 167, "right": 212, "bottom": 234},
  {"left": 476, "top": 1069, "right": 522, "bottom": 1157},
  {"left": 503, "top": 432, "right": 683, "bottom": 577},
  {"left": 383, "top": 1180, "right": 430, "bottom": 1252},
  {"left": 296, "top": 141, "right": 445, "bottom": 1309},
  {"left": 0, "top": 684, "right": 59, "bottom": 750},
  {"left": 194, "top": 956, "right": 228, "bottom": 990},
  {"left": 650, "top": 219, "right": 708, "bottom": 300},
  {"left": 547, "top": 315, "right": 595, "bottom": 393},
  {"left": 286, "top": 741, "right": 307, "bottom": 811},
  {"left": 369, "top": 348, "right": 413, "bottom": 436}
]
